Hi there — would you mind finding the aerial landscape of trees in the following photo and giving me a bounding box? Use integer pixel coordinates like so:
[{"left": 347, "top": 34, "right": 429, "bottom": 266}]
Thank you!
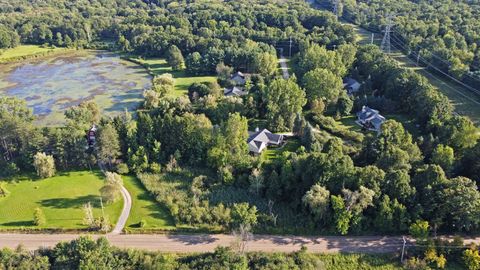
[
  {"left": 337, "top": 0, "right": 480, "bottom": 90},
  {"left": 1, "top": 0, "right": 480, "bottom": 268}
]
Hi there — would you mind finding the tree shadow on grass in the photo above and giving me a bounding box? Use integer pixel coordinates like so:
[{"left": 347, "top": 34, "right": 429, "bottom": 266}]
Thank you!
[
  {"left": 1, "top": 220, "right": 34, "bottom": 226},
  {"left": 39, "top": 195, "right": 99, "bottom": 209}
]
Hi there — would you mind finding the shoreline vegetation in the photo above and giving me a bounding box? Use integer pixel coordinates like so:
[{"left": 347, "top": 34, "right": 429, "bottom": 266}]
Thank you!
[{"left": 0, "top": 45, "right": 72, "bottom": 64}]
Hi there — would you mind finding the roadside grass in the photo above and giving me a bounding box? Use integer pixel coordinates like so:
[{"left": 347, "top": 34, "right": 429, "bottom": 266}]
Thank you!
[
  {"left": 123, "top": 175, "right": 175, "bottom": 231},
  {"left": 0, "top": 45, "right": 68, "bottom": 63},
  {"left": 0, "top": 171, "right": 122, "bottom": 230},
  {"left": 262, "top": 139, "right": 301, "bottom": 162},
  {"left": 316, "top": 253, "right": 402, "bottom": 270},
  {"left": 130, "top": 58, "right": 216, "bottom": 98}
]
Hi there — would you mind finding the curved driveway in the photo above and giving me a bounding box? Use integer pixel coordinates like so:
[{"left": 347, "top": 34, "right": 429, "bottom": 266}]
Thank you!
[{"left": 109, "top": 185, "right": 132, "bottom": 235}]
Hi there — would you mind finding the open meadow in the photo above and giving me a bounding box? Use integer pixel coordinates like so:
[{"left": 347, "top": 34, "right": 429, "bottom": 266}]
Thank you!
[{"left": 0, "top": 171, "right": 123, "bottom": 230}]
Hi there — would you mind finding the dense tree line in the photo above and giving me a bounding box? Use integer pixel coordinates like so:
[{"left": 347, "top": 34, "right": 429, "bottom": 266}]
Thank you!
[{"left": 0, "top": 0, "right": 354, "bottom": 73}]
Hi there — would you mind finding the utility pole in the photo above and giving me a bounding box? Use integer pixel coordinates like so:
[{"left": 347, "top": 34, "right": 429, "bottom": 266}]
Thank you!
[
  {"left": 401, "top": 236, "right": 407, "bottom": 262},
  {"left": 381, "top": 14, "right": 395, "bottom": 54},
  {"left": 289, "top": 37, "right": 292, "bottom": 58},
  {"left": 371, "top": 33, "right": 374, "bottom": 44}
]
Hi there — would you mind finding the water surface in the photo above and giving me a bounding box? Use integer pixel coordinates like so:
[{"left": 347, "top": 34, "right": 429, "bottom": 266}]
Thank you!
[{"left": 0, "top": 51, "right": 151, "bottom": 126}]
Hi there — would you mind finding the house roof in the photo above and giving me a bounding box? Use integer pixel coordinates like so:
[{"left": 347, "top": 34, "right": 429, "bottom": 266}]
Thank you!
[
  {"left": 224, "top": 86, "right": 248, "bottom": 96},
  {"left": 357, "top": 106, "right": 386, "bottom": 130},
  {"left": 231, "top": 71, "right": 245, "bottom": 79},
  {"left": 247, "top": 129, "right": 283, "bottom": 153},
  {"left": 343, "top": 77, "right": 361, "bottom": 92},
  {"left": 357, "top": 106, "right": 380, "bottom": 121}
]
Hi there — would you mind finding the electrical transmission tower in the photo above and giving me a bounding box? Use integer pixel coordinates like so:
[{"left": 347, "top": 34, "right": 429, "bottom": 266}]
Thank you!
[{"left": 381, "top": 14, "right": 395, "bottom": 54}]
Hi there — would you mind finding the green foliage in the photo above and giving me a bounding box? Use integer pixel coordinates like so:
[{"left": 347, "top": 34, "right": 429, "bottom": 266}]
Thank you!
[
  {"left": 97, "top": 123, "right": 121, "bottom": 166},
  {"left": 302, "top": 184, "right": 330, "bottom": 222},
  {"left": 232, "top": 202, "right": 258, "bottom": 228},
  {"left": 33, "top": 152, "right": 56, "bottom": 179},
  {"left": 263, "top": 77, "right": 306, "bottom": 131},
  {"left": 166, "top": 45, "right": 185, "bottom": 71},
  {"left": 463, "top": 246, "right": 480, "bottom": 270},
  {"left": 302, "top": 67, "right": 343, "bottom": 103},
  {"left": 33, "top": 207, "right": 46, "bottom": 226},
  {"left": 0, "top": 183, "right": 9, "bottom": 198},
  {"left": 430, "top": 144, "right": 455, "bottom": 173},
  {"left": 208, "top": 113, "right": 250, "bottom": 172},
  {"left": 331, "top": 195, "right": 352, "bottom": 235},
  {"left": 409, "top": 220, "right": 429, "bottom": 241},
  {"left": 116, "top": 163, "right": 129, "bottom": 175}
]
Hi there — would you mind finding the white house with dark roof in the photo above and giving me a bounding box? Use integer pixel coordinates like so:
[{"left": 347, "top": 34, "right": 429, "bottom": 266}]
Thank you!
[
  {"left": 231, "top": 71, "right": 246, "bottom": 85},
  {"left": 247, "top": 128, "right": 284, "bottom": 154},
  {"left": 224, "top": 86, "right": 248, "bottom": 97},
  {"left": 343, "top": 77, "right": 361, "bottom": 95},
  {"left": 356, "top": 106, "right": 386, "bottom": 132}
]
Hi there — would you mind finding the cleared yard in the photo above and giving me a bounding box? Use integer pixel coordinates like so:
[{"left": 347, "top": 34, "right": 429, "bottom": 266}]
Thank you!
[
  {"left": 132, "top": 58, "right": 216, "bottom": 98},
  {"left": 262, "top": 139, "right": 301, "bottom": 162},
  {"left": 123, "top": 175, "right": 175, "bottom": 231},
  {"left": 0, "top": 171, "right": 122, "bottom": 230}
]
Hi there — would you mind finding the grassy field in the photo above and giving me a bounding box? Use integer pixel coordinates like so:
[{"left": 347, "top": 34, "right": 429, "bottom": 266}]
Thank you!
[
  {"left": 0, "top": 171, "right": 123, "bottom": 230},
  {"left": 0, "top": 45, "right": 68, "bottom": 62},
  {"left": 123, "top": 175, "right": 175, "bottom": 231},
  {"left": 131, "top": 58, "right": 216, "bottom": 98}
]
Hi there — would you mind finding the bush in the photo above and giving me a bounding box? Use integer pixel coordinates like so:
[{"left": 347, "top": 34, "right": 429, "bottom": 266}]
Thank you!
[
  {"left": 33, "top": 152, "right": 56, "bottom": 179},
  {"left": 116, "top": 163, "right": 129, "bottom": 175},
  {"left": 0, "top": 183, "right": 9, "bottom": 197},
  {"left": 100, "top": 184, "right": 121, "bottom": 204},
  {"left": 33, "top": 207, "right": 46, "bottom": 226}
]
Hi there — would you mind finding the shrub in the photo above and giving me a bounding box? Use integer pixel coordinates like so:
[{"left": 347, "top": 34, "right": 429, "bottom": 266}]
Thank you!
[
  {"left": 100, "top": 184, "right": 121, "bottom": 204},
  {"left": 0, "top": 183, "right": 9, "bottom": 197},
  {"left": 116, "top": 163, "right": 129, "bottom": 175},
  {"left": 33, "top": 207, "right": 46, "bottom": 226},
  {"left": 33, "top": 152, "right": 56, "bottom": 179}
]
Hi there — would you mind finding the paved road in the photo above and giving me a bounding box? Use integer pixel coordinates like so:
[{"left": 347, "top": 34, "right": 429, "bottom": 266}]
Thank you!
[
  {"left": 110, "top": 185, "right": 132, "bottom": 235},
  {"left": 0, "top": 234, "right": 408, "bottom": 253},
  {"left": 1, "top": 233, "right": 479, "bottom": 253},
  {"left": 279, "top": 53, "right": 290, "bottom": 79},
  {"left": 97, "top": 161, "right": 132, "bottom": 235}
]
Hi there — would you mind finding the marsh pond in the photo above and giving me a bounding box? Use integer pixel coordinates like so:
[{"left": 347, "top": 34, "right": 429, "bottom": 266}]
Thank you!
[{"left": 0, "top": 51, "right": 151, "bottom": 126}]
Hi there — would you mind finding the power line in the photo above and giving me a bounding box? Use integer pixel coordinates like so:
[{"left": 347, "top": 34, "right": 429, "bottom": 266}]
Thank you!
[
  {"left": 381, "top": 14, "right": 395, "bottom": 54},
  {"left": 390, "top": 35, "right": 480, "bottom": 94},
  {"left": 391, "top": 29, "right": 480, "bottom": 78},
  {"left": 389, "top": 36, "right": 480, "bottom": 102}
]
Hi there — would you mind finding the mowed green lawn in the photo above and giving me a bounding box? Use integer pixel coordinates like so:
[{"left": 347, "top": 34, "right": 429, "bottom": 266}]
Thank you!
[
  {"left": 133, "top": 58, "right": 216, "bottom": 98},
  {"left": 0, "top": 171, "right": 123, "bottom": 229},
  {"left": 123, "top": 176, "right": 175, "bottom": 231},
  {"left": 0, "top": 45, "right": 67, "bottom": 62}
]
